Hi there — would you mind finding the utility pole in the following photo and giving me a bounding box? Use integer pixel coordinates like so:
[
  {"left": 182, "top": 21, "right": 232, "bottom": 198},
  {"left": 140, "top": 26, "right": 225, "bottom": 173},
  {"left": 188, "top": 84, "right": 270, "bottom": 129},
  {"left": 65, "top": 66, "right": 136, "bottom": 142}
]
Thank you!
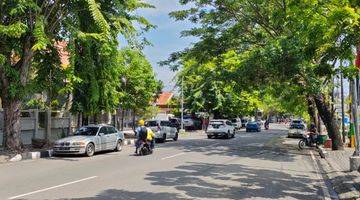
[
  {"left": 351, "top": 78, "right": 360, "bottom": 155},
  {"left": 181, "top": 76, "right": 184, "bottom": 131},
  {"left": 350, "top": 76, "right": 360, "bottom": 171},
  {"left": 354, "top": 46, "right": 360, "bottom": 156},
  {"left": 340, "top": 69, "right": 346, "bottom": 143}
]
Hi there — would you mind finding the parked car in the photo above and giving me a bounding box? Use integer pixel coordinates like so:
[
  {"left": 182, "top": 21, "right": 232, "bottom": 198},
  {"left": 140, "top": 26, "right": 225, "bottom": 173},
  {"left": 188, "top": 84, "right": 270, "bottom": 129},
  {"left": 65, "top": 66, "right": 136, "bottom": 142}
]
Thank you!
[
  {"left": 206, "top": 120, "right": 235, "bottom": 139},
  {"left": 169, "top": 117, "right": 181, "bottom": 131},
  {"left": 231, "top": 118, "right": 242, "bottom": 130},
  {"left": 246, "top": 122, "right": 261, "bottom": 132},
  {"left": 257, "top": 119, "right": 264, "bottom": 126},
  {"left": 288, "top": 120, "right": 306, "bottom": 138},
  {"left": 183, "top": 115, "right": 202, "bottom": 130},
  {"left": 145, "top": 119, "right": 178, "bottom": 143},
  {"left": 53, "top": 124, "right": 124, "bottom": 157},
  {"left": 241, "top": 119, "right": 248, "bottom": 128}
]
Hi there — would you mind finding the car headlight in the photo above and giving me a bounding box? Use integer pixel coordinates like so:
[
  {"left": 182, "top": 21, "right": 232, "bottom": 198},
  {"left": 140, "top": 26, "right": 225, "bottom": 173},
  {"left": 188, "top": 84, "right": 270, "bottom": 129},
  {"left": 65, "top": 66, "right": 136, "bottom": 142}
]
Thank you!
[{"left": 72, "top": 142, "right": 86, "bottom": 146}]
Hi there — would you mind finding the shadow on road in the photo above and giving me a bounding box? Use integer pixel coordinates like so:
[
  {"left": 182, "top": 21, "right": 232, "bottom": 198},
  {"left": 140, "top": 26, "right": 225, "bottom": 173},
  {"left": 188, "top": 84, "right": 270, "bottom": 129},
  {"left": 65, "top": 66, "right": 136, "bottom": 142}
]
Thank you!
[
  {"left": 143, "top": 162, "right": 322, "bottom": 200},
  {"left": 58, "top": 161, "right": 321, "bottom": 200},
  {"left": 58, "top": 189, "right": 188, "bottom": 200}
]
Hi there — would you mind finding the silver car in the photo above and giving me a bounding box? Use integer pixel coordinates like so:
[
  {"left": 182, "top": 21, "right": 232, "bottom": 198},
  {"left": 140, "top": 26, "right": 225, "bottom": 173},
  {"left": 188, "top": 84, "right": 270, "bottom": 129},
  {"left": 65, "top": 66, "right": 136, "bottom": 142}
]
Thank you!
[{"left": 53, "top": 124, "right": 125, "bottom": 157}]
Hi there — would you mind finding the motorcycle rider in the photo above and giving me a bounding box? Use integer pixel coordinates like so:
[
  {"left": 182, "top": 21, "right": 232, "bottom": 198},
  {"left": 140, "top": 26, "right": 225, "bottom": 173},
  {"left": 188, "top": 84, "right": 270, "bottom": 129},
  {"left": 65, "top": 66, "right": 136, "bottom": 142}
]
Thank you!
[
  {"left": 135, "top": 119, "right": 147, "bottom": 154},
  {"left": 135, "top": 119, "right": 155, "bottom": 154},
  {"left": 309, "top": 123, "right": 318, "bottom": 145},
  {"left": 147, "top": 126, "right": 155, "bottom": 151}
]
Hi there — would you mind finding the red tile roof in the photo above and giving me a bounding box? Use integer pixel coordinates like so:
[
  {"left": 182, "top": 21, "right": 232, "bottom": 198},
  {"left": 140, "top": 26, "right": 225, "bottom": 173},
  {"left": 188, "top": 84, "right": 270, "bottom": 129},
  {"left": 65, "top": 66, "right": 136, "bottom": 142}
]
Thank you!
[
  {"left": 54, "top": 41, "right": 70, "bottom": 68},
  {"left": 156, "top": 92, "right": 174, "bottom": 106}
]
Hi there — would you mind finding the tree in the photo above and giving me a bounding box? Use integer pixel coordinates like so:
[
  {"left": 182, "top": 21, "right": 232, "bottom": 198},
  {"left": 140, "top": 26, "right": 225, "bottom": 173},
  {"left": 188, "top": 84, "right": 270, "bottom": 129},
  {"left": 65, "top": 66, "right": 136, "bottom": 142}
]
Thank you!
[
  {"left": 178, "top": 54, "right": 262, "bottom": 118},
  {"left": 118, "top": 48, "right": 161, "bottom": 128},
  {"left": 70, "top": 0, "right": 154, "bottom": 123},
  {"left": 165, "top": 0, "right": 359, "bottom": 150},
  {"left": 0, "top": 0, "right": 153, "bottom": 151}
]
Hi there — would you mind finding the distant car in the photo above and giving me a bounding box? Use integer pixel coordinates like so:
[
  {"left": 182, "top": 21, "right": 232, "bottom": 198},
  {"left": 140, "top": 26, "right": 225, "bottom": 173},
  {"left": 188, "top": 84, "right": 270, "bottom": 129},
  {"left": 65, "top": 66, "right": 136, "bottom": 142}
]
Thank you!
[
  {"left": 288, "top": 120, "right": 306, "bottom": 138},
  {"left": 206, "top": 120, "right": 235, "bottom": 139},
  {"left": 246, "top": 122, "right": 261, "bottom": 132},
  {"left": 231, "top": 118, "right": 242, "bottom": 130},
  {"left": 53, "top": 125, "right": 124, "bottom": 157},
  {"left": 145, "top": 119, "right": 178, "bottom": 142},
  {"left": 257, "top": 119, "right": 264, "bottom": 126},
  {"left": 169, "top": 118, "right": 181, "bottom": 131},
  {"left": 241, "top": 119, "right": 248, "bottom": 128},
  {"left": 183, "top": 116, "right": 202, "bottom": 130}
]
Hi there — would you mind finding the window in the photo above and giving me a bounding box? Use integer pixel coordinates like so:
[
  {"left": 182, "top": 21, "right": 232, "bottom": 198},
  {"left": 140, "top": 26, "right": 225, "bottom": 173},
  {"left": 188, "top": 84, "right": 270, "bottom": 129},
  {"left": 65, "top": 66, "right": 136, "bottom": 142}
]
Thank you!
[
  {"left": 210, "top": 121, "right": 224, "bottom": 125},
  {"left": 160, "top": 121, "right": 170, "bottom": 126},
  {"left": 145, "top": 121, "right": 158, "bottom": 127},
  {"left": 99, "top": 127, "right": 107, "bottom": 135},
  {"left": 106, "top": 126, "right": 117, "bottom": 134},
  {"left": 75, "top": 127, "right": 99, "bottom": 136}
]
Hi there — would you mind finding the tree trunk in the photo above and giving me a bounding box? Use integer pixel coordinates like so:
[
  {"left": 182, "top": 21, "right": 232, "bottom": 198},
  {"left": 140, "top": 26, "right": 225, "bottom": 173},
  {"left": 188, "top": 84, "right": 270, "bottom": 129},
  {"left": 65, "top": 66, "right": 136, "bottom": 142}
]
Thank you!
[
  {"left": 313, "top": 93, "right": 344, "bottom": 150},
  {"left": 306, "top": 96, "right": 318, "bottom": 129},
  {"left": 132, "top": 109, "right": 136, "bottom": 131},
  {"left": 121, "top": 109, "right": 125, "bottom": 131},
  {"left": 3, "top": 99, "right": 22, "bottom": 152}
]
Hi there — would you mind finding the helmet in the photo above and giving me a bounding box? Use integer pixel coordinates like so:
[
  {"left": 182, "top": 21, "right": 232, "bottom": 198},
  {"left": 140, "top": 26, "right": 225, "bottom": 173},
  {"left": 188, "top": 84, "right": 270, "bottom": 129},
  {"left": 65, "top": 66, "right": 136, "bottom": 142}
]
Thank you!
[{"left": 138, "top": 119, "right": 145, "bottom": 126}]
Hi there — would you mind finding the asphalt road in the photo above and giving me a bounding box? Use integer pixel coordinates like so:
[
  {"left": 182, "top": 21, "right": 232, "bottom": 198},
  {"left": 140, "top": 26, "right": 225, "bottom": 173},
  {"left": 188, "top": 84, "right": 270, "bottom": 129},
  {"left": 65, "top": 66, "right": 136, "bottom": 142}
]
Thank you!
[{"left": 0, "top": 124, "right": 335, "bottom": 200}]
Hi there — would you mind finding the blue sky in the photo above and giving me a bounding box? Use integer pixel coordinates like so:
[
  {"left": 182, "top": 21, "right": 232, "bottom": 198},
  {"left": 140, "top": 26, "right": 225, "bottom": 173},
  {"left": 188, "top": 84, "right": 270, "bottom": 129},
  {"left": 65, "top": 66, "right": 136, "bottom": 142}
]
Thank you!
[{"left": 135, "top": 0, "right": 197, "bottom": 92}]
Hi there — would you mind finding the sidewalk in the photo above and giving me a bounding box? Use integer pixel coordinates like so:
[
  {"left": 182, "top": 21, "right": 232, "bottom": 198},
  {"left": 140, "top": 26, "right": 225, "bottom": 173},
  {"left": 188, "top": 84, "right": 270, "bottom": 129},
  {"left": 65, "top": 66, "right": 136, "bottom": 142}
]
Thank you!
[{"left": 319, "top": 147, "right": 360, "bottom": 199}]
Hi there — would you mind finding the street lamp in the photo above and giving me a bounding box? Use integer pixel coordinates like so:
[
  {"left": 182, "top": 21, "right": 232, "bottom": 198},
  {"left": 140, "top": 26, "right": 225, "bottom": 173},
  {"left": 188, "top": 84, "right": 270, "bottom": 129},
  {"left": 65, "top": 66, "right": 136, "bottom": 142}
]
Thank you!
[{"left": 180, "top": 76, "right": 185, "bottom": 132}]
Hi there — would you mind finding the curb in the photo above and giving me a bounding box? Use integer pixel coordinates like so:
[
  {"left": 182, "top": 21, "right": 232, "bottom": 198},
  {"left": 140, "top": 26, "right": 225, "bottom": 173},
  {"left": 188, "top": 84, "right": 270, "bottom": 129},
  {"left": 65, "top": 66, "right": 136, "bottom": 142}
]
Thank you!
[
  {"left": 318, "top": 147, "right": 327, "bottom": 159},
  {"left": 7, "top": 138, "right": 136, "bottom": 163},
  {"left": 317, "top": 152, "right": 360, "bottom": 200}
]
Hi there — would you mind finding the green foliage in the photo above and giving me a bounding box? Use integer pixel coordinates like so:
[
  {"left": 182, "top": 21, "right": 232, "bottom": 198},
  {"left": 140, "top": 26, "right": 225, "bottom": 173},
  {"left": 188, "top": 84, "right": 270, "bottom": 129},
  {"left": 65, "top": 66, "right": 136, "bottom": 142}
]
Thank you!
[
  {"left": 118, "top": 48, "right": 161, "bottom": 114},
  {"left": 166, "top": 0, "right": 360, "bottom": 120}
]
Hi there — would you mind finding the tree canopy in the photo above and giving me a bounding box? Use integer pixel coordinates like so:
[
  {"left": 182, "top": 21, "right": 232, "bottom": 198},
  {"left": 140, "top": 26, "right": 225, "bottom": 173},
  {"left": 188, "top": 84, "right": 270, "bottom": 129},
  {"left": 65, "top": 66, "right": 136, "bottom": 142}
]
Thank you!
[
  {"left": 164, "top": 0, "right": 359, "bottom": 149},
  {"left": 0, "top": 0, "right": 158, "bottom": 151}
]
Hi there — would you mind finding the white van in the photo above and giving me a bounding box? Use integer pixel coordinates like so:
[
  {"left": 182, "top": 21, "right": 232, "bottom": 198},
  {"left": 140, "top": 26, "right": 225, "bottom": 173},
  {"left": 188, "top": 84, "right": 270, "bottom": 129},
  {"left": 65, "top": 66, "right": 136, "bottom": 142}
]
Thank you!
[{"left": 231, "top": 118, "right": 242, "bottom": 130}]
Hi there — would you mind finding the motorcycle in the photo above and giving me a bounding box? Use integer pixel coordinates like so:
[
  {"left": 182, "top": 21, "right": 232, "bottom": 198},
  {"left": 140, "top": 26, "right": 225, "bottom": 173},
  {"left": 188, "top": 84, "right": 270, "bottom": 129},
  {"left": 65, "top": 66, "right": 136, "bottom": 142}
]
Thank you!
[
  {"left": 136, "top": 140, "right": 153, "bottom": 156},
  {"left": 298, "top": 133, "right": 319, "bottom": 149}
]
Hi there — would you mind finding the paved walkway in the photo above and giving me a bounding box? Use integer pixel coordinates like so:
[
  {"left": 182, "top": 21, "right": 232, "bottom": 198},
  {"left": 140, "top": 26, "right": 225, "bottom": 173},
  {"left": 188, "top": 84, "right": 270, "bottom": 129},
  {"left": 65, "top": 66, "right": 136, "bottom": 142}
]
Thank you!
[{"left": 326, "top": 147, "right": 360, "bottom": 192}]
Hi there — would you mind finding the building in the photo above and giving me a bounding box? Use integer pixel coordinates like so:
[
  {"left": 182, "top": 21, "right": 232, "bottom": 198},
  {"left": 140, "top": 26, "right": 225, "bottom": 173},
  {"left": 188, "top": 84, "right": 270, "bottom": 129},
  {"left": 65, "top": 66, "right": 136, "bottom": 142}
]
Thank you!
[{"left": 155, "top": 92, "right": 174, "bottom": 114}]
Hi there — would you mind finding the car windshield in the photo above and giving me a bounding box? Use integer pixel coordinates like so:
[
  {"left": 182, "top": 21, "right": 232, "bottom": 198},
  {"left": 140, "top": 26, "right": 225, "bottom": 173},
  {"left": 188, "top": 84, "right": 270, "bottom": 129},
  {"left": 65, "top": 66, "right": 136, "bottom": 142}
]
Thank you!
[
  {"left": 292, "top": 120, "right": 301, "bottom": 124},
  {"left": 145, "top": 121, "right": 158, "bottom": 127},
  {"left": 75, "top": 127, "right": 99, "bottom": 136},
  {"left": 210, "top": 121, "right": 225, "bottom": 125},
  {"left": 290, "top": 124, "right": 304, "bottom": 129},
  {"left": 248, "top": 122, "right": 257, "bottom": 125},
  {"left": 231, "top": 119, "right": 237, "bottom": 123}
]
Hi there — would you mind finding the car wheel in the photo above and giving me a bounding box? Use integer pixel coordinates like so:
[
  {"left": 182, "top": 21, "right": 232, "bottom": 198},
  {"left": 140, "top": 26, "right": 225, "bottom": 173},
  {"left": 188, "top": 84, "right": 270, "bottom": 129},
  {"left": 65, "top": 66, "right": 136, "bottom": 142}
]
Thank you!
[
  {"left": 173, "top": 132, "right": 179, "bottom": 141},
  {"left": 85, "top": 143, "right": 95, "bottom": 157},
  {"left": 232, "top": 131, "right": 235, "bottom": 138},
  {"left": 114, "top": 140, "right": 123, "bottom": 152},
  {"left": 207, "top": 135, "right": 212, "bottom": 139},
  {"left": 161, "top": 134, "right": 166, "bottom": 143},
  {"left": 225, "top": 131, "right": 230, "bottom": 139}
]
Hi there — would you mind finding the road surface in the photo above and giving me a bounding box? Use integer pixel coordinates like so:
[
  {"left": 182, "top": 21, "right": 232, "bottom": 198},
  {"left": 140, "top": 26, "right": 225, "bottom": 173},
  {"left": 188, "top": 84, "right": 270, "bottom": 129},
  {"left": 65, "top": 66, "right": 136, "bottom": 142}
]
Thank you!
[{"left": 0, "top": 124, "right": 335, "bottom": 199}]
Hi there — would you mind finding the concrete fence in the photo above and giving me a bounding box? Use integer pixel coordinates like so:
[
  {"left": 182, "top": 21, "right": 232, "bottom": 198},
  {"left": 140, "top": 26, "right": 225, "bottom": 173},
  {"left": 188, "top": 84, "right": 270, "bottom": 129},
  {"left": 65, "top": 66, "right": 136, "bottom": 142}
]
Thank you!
[{"left": 0, "top": 109, "right": 74, "bottom": 147}]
